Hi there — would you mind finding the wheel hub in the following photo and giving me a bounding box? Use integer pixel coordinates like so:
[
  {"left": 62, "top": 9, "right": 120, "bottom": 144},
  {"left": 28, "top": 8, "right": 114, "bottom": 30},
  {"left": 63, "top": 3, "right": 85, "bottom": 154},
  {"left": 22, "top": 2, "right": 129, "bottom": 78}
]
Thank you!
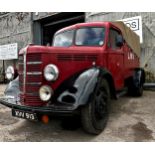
[{"left": 95, "top": 91, "right": 107, "bottom": 119}]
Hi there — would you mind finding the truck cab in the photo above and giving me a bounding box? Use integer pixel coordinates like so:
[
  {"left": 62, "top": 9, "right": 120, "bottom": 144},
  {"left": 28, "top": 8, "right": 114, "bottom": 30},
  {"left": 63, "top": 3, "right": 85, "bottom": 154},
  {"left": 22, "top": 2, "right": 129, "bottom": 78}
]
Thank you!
[{"left": 0, "top": 22, "right": 145, "bottom": 134}]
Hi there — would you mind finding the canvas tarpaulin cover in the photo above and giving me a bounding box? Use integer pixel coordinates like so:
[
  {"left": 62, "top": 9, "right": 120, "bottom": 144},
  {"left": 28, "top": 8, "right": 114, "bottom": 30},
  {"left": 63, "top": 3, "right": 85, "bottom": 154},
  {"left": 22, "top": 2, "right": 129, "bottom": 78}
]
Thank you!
[{"left": 112, "top": 21, "right": 140, "bottom": 57}]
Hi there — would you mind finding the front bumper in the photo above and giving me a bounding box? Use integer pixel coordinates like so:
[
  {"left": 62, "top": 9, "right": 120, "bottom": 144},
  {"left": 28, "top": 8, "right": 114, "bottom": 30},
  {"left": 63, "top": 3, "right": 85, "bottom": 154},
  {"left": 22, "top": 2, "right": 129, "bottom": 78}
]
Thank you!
[{"left": 0, "top": 97, "right": 78, "bottom": 116}]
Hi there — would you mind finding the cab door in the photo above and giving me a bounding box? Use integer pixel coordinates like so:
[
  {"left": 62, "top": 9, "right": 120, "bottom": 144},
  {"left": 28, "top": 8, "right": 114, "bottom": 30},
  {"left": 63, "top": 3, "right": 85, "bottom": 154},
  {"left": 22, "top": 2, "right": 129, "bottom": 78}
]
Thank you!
[{"left": 107, "top": 27, "right": 124, "bottom": 90}]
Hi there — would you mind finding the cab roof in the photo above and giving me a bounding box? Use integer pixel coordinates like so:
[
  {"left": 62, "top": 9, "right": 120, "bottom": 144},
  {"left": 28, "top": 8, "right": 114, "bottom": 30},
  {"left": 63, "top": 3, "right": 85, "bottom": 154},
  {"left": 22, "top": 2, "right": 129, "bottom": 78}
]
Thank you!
[
  {"left": 55, "top": 22, "right": 110, "bottom": 34},
  {"left": 55, "top": 21, "right": 140, "bottom": 57}
]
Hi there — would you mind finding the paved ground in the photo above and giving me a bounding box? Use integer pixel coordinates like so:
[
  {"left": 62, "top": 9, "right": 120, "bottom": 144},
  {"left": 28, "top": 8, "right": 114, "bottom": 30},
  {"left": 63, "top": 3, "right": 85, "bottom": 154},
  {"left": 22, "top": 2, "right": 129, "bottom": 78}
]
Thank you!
[{"left": 0, "top": 84, "right": 155, "bottom": 142}]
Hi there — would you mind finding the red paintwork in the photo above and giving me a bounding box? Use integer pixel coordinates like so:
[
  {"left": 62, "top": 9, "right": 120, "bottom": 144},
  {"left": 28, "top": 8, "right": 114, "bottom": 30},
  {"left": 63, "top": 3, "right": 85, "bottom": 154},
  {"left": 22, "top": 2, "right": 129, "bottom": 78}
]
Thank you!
[
  {"left": 27, "top": 46, "right": 105, "bottom": 90},
  {"left": 19, "top": 22, "right": 140, "bottom": 106}
]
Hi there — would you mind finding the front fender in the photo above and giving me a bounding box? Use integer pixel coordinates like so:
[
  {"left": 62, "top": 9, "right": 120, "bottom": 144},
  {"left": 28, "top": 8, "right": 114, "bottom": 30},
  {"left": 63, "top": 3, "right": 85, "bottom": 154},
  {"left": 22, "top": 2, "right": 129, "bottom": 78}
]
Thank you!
[
  {"left": 4, "top": 76, "right": 20, "bottom": 98},
  {"left": 56, "top": 67, "right": 100, "bottom": 109},
  {"left": 2, "top": 68, "right": 115, "bottom": 112}
]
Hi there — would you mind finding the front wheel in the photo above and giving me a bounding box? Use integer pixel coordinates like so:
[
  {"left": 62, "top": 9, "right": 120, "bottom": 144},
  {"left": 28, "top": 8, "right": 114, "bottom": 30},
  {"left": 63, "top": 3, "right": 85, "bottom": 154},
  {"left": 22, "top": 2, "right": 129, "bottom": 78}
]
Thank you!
[{"left": 81, "top": 78, "right": 110, "bottom": 135}]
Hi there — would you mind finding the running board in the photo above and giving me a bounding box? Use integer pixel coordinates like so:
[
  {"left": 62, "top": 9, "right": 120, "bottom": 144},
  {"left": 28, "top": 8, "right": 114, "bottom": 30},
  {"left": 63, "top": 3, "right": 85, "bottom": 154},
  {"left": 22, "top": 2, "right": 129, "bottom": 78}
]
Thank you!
[{"left": 116, "top": 88, "right": 128, "bottom": 99}]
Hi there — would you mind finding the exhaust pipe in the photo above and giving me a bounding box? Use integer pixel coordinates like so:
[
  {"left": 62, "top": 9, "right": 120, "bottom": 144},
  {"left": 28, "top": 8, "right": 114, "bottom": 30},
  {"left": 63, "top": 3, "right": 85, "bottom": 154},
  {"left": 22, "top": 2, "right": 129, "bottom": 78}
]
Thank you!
[{"left": 144, "top": 83, "right": 155, "bottom": 90}]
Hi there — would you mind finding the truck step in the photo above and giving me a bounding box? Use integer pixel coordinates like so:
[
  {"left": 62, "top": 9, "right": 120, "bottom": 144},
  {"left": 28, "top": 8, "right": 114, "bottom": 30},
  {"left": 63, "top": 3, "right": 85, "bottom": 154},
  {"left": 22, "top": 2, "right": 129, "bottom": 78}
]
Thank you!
[{"left": 116, "top": 88, "right": 128, "bottom": 99}]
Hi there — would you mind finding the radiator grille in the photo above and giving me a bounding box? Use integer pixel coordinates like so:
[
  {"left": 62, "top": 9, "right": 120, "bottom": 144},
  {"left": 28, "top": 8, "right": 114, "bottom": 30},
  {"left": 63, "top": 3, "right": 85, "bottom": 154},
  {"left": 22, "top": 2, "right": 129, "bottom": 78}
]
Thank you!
[{"left": 18, "top": 54, "right": 45, "bottom": 106}]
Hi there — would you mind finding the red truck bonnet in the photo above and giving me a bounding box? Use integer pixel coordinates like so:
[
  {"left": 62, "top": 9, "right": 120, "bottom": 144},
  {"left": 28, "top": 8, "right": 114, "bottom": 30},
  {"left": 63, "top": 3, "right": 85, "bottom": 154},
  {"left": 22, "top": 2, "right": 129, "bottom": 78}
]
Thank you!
[{"left": 18, "top": 45, "right": 103, "bottom": 106}]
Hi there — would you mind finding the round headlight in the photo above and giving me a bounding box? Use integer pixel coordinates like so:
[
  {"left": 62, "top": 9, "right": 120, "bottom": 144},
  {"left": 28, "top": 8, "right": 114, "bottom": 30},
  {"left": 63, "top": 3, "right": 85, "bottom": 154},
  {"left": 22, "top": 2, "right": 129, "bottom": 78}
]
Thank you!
[
  {"left": 44, "top": 64, "right": 59, "bottom": 81},
  {"left": 39, "top": 85, "right": 53, "bottom": 102},
  {"left": 5, "top": 66, "right": 14, "bottom": 80}
]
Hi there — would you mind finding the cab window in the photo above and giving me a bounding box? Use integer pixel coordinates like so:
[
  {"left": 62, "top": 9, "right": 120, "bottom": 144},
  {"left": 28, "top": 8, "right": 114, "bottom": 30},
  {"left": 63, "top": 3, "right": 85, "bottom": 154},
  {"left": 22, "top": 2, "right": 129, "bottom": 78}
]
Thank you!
[
  {"left": 75, "top": 27, "right": 105, "bottom": 46},
  {"left": 109, "top": 28, "right": 123, "bottom": 49}
]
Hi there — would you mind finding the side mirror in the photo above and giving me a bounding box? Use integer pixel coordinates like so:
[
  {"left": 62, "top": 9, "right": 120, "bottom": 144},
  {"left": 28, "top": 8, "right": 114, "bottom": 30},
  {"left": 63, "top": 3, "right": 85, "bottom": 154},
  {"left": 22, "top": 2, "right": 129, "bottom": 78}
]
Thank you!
[{"left": 116, "top": 35, "right": 124, "bottom": 47}]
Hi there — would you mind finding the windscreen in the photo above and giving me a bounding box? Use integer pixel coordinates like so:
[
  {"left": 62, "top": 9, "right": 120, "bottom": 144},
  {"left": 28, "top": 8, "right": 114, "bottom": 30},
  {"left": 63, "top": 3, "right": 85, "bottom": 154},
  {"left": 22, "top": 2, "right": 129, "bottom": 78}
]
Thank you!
[
  {"left": 53, "top": 27, "right": 105, "bottom": 47},
  {"left": 53, "top": 30, "right": 74, "bottom": 47},
  {"left": 75, "top": 27, "right": 105, "bottom": 46}
]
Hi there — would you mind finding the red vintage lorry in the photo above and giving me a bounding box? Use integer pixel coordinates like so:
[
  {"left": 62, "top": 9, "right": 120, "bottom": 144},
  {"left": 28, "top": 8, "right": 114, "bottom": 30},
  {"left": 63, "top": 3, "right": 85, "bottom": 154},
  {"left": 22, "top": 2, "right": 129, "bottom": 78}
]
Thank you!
[{"left": 0, "top": 21, "right": 145, "bottom": 134}]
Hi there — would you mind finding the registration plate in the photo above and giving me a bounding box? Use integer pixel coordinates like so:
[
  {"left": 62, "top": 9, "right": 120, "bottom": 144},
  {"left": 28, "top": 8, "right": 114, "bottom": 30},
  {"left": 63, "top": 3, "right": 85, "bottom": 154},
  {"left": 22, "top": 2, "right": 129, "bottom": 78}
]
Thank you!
[{"left": 12, "top": 109, "right": 38, "bottom": 121}]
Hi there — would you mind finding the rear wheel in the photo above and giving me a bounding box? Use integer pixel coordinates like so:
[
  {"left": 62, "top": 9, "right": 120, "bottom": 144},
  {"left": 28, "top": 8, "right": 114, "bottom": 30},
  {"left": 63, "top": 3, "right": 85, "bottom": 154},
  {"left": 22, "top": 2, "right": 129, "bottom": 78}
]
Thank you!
[
  {"left": 134, "top": 82, "right": 143, "bottom": 96},
  {"left": 81, "top": 78, "right": 110, "bottom": 135},
  {"left": 128, "top": 78, "right": 143, "bottom": 97}
]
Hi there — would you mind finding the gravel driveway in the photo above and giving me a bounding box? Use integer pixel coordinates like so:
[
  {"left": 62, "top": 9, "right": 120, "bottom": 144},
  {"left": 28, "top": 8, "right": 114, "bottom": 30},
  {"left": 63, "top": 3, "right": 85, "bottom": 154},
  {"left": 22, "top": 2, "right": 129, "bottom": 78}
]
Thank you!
[{"left": 0, "top": 84, "right": 155, "bottom": 142}]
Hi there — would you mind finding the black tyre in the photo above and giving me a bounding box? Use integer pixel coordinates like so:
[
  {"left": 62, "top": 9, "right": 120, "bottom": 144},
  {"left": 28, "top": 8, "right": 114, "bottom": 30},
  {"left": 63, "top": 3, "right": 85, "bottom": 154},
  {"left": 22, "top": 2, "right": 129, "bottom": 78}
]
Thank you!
[
  {"left": 128, "top": 78, "right": 143, "bottom": 97},
  {"left": 134, "top": 83, "right": 143, "bottom": 97},
  {"left": 81, "top": 78, "right": 110, "bottom": 135}
]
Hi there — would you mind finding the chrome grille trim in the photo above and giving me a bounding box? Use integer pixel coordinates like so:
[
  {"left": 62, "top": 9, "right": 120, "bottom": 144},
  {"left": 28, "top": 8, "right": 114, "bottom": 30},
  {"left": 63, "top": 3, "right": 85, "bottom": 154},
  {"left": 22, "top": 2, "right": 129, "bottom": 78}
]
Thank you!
[
  {"left": 20, "top": 91, "right": 38, "bottom": 94},
  {"left": 27, "top": 72, "right": 42, "bottom": 75},
  {"left": 23, "top": 47, "right": 27, "bottom": 94},
  {"left": 27, "top": 61, "right": 42, "bottom": 65},
  {"left": 25, "top": 92, "right": 39, "bottom": 96},
  {"left": 26, "top": 82, "right": 42, "bottom": 85},
  {"left": 19, "top": 82, "right": 41, "bottom": 86},
  {"left": 18, "top": 62, "right": 23, "bottom": 65}
]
